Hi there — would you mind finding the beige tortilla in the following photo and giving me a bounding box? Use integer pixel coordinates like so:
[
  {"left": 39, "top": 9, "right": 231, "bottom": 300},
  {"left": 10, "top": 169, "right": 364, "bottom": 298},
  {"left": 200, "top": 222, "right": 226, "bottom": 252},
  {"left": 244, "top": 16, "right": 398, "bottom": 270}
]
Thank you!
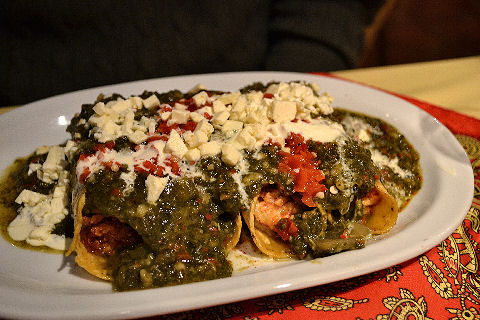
[
  {"left": 226, "top": 213, "right": 243, "bottom": 251},
  {"left": 66, "top": 185, "right": 115, "bottom": 280},
  {"left": 67, "top": 183, "right": 243, "bottom": 281},
  {"left": 363, "top": 180, "right": 399, "bottom": 235},
  {"left": 242, "top": 197, "right": 294, "bottom": 259},
  {"left": 244, "top": 180, "right": 398, "bottom": 258}
]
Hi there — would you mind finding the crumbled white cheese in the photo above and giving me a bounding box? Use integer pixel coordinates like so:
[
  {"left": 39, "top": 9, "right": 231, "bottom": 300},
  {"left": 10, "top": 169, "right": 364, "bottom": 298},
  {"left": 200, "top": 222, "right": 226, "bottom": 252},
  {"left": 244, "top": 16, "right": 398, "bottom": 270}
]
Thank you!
[
  {"left": 88, "top": 96, "right": 159, "bottom": 144},
  {"left": 183, "top": 119, "right": 214, "bottom": 148},
  {"left": 229, "top": 96, "right": 247, "bottom": 122},
  {"left": 129, "top": 96, "right": 143, "bottom": 109},
  {"left": 358, "top": 129, "right": 371, "bottom": 142},
  {"left": 269, "top": 100, "right": 297, "bottom": 123},
  {"left": 64, "top": 140, "right": 77, "bottom": 158},
  {"left": 195, "top": 106, "right": 213, "bottom": 118},
  {"left": 236, "top": 127, "right": 257, "bottom": 150},
  {"left": 189, "top": 84, "right": 207, "bottom": 94},
  {"left": 264, "top": 119, "right": 345, "bottom": 147},
  {"left": 15, "top": 189, "right": 48, "bottom": 206},
  {"left": 28, "top": 163, "right": 42, "bottom": 175},
  {"left": 120, "top": 171, "right": 137, "bottom": 194},
  {"left": 36, "top": 145, "right": 50, "bottom": 155},
  {"left": 165, "top": 130, "right": 188, "bottom": 159},
  {"left": 34, "top": 145, "right": 69, "bottom": 184},
  {"left": 245, "top": 101, "right": 268, "bottom": 125},
  {"left": 57, "top": 170, "right": 70, "bottom": 187},
  {"left": 160, "top": 111, "right": 172, "bottom": 121},
  {"left": 221, "top": 120, "right": 243, "bottom": 135},
  {"left": 195, "top": 119, "right": 214, "bottom": 136},
  {"left": 265, "top": 81, "right": 334, "bottom": 117},
  {"left": 112, "top": 99, "right": 132, "bottom": 114},
  {"left": 42, "top": 146, "right": 65, "bottom": 179},
  {"left": 199, "top": 141, "right": 221, "bottom": 157},
  {"left": 184, "top": 148, "right": 201, "bottom": 162},
  {"left": 8, "top": 186, "right": 70, "bottom": 250},
  {"left": 143, "top": 94, "right": 160, "bottom": 109},
  {"left": 212, "top": 100, "right": 227, "bottom": 113},
  {"left": 211, "top": 110, "right": 230, "bottom": 126},
  {"left": 174, "top": 103, "right": 187, "bottom": 110},
  {"left": 129, "top": 130, "right": 148, "bottom": 144},
  {"left": 221, "top": 143, "right": 242, "bottom": 165},
  {"left": 81, "top": 81, "right": 340, "bottom": 178},
  {"left": 217, "top": 92, "right": 240, "bottom": 105},
  {"left": 192, "top": 91, "right": 209, "bottom": 106},
  {"left": 145, "top": 175, "right": 169, "bottom": 204},
  {"left": 170, "top": 109, "right": 190, "bottom": 125},
  {"left": 189, "top": 112, "right": 204, "bottom": 123},
  {"left": 150, "top": 140, "right": 166, "bottom": 154}
]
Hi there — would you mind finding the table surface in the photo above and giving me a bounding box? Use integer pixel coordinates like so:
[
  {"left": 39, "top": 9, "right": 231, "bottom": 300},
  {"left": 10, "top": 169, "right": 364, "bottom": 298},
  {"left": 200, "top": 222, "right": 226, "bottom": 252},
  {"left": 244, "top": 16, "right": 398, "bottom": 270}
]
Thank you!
[
  {"left": 334, "top": 55, "right": 480, "bottom": 119},
  {"left": 1, "top": 55, "right": 479, "bottom": 119}
]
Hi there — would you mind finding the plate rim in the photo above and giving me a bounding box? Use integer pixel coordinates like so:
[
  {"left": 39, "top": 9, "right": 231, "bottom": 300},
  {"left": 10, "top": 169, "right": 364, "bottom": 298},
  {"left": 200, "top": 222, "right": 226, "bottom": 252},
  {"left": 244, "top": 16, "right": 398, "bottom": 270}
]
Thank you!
[{"left": 0, "top": 71, "right": 474, "bottom": 320}]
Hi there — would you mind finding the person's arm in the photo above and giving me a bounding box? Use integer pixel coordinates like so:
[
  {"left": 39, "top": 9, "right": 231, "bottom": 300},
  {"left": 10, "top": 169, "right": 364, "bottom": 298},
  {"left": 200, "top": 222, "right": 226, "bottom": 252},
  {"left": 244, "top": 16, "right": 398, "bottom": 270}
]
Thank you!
[{"left": 265, "top": 0, "right": 377, "bottom": 71}]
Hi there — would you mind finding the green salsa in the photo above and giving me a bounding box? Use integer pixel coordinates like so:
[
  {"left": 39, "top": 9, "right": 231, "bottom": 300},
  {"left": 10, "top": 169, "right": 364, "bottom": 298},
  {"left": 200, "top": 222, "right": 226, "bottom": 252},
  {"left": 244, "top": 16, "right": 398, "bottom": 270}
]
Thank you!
[
  {"left": 0, "top": 81, "right": 422, "bottom": 292},
  {"left": 81, "top": 158, "right": 243, "bottom": 290},
  {"left": 0, "top": 154, "right": 73, "bottom": 253},
  {"left": 328, "top": 109, "right": 422, "bottom": 209}
]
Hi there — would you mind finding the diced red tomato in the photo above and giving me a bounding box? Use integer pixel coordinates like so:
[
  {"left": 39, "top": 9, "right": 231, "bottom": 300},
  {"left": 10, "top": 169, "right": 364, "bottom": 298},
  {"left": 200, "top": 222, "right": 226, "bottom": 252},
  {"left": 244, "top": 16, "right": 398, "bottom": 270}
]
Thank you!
[
  {"left": 78, "top": 153, "right": 90, "bottom": 161},
  {"left": 278, "top": 133, "right": 326, "bottom": 207},
  {"left": 112, "top": 188, "right": 122, "bottom": 197},
  {"left": 208, "top": 225, "right": 218, "bottom": 234},
  {"left": 206, "top": 257, "right": 217, "bottom": 264},
  {"left": 156, "top": 122, "right": 178, "bottom": 135},
  {"left": 181, "top": 120, "right": 197, "bottom": 132},
  {"left": 156, "top": 120, "right": 197, "bottom": 136},
  {"left": 176, "top": 252, "right": 192, "bottom": 260},
  {"left": 79, "top": 167, "right": 91, "bottom": 183},
  {"left": 104, "top": 141, "right": 115, "bottom": 150},
  {"left": 340, "top": 229, "right": 350, "bottom": 239},
  {"left": 146, "top": 135, "right": 163, "bottom": 143},
  {"left": 102, "top": 160, "right": 113, "bottom": 169},
  {"left": 275, "top": 218, "right": 299, "bottom": 241},
  {"left": 265, "top": 138, "right": 281, "bottom": 147},
  {"left": 165, "top": 156, "right": 181, "bottom": 175},
  {"left": 135, "top": 160, "right": 164, "bottom": 176},
  {"left": 142, "top": 160, "right": 157, "bottom": 171},
  {"left": 160, "top": 105, "right": 172, "bottom": 113},
  {"left": 92, "top": 144, "right": 106, "bottom": 153},
  {"left": 263, "top": 93, "right": 274, "bottom": 99},
  {"left": 92, "top": 141, "right": 114, "bottom": 153},
  {"left": 204, "top": 112, "right": 212, "bottom": 120}
]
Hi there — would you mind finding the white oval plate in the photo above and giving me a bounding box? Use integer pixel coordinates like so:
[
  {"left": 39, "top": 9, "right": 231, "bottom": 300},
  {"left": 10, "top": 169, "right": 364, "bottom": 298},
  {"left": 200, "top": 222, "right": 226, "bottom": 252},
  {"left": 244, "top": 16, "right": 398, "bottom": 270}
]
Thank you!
[{"left": 0, "top": 72, "right": 473, "bottom": 320}]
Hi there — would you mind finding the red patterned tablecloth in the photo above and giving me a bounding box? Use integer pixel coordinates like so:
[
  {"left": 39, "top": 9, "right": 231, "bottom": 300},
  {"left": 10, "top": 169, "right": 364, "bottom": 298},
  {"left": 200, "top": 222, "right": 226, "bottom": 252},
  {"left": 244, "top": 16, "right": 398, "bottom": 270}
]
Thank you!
[{"left": 157, "top": 77, "right": 480, "bottom": 320}]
